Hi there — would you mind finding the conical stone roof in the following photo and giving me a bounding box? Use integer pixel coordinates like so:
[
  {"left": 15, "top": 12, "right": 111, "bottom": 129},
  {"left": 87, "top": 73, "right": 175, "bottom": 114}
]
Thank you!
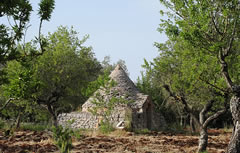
[
  {"left": 82, "top": 65, "right": 149, "bottom": 112},
  {"left": 109, "top": 64, "right": 139, "bottom": 95}
]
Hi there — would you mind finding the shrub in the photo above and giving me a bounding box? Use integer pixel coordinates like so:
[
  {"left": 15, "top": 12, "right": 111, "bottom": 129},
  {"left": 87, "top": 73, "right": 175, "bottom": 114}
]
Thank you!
[
  {"left": 73, "top": 129, "right": 84, "bottom": 140},
  {"left": 0, "top": 119, "right": 5, "bottom": 129},
  {"left": 99, "top": 121, "right": 114, "bottom": 134},
  {"left": 124, "top": 108, "right": 132, "bottom": 131},
  {"left": 52, "top": 125, "right": 73, "bottom": 153}
]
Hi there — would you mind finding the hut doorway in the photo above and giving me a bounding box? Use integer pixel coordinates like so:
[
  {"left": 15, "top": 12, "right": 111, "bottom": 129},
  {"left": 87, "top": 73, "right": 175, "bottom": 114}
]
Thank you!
[{"left": 146, "top": 103, "right": 152, "bottom": 130}]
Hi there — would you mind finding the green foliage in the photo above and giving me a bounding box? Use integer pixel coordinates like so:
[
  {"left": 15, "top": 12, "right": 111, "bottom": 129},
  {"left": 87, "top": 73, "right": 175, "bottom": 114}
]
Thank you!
[
  {"left": 99, "top": 120, "right": 114, "bottom": 134},
  {"left": 4, "top": 128, "right": 14, "bottom": 137},
  {"left": 124, "top": 108, "right": 132, "bottom": 131},
  {"left": 52, "top": 125, "right": 73, "bottom": 153},
  {"left": 0, "top": 0, "right": 32, "bottom": 45},
  {"left": 83, "top": 72, "right": 111, "bottom": 98},
  {"left": 20, "top": 123, "right": 49, "bottom": 131},
  {"left": 87, "top": 72, "right": 131, "bottom": 131},
  {"left": 136, "top": 59, "right": 164, "bottom": 108},
  {"left": 134, "top": 128, "right": 150, "bottom": 135},
  {"left": 73, "top": 130, "right": 84, "bottom": 140},
  {"left": 3, "top": 60, "right": 37, "bottom": 99},
  {"left": 38, "top": 0, "right": 55, "bottom": 21},
  {"left": 0, "top": 0, "right": 55, "bottom": 127},
  {"left": 34, "top": 26, "right": 101, "bottom": 108},
  {"left": 0, "top": 0, "right": 55, "bottom": 67},
  {"left": 101, "top": 56, "right": 129, "bottom": 75},
  {"left": 0, "top": 26, "right": 102, "bottom": 125},
  {"left": 0, "top": 119, "right": 5, "bottom": 129},
  {"left": 159, "top": 0, "right": 240, "bottom": 87},
  {"left": 89, "top": 74, "right": 129, "bottom": 120}
]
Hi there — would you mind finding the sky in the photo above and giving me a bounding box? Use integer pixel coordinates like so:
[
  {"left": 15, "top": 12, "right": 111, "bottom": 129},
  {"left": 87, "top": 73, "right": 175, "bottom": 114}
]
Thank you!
[{"left": 4, "top": 0, "right": 168, "bottom": 81}]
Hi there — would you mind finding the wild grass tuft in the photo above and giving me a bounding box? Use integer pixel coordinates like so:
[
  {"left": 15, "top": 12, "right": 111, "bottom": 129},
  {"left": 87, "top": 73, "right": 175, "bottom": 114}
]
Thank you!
[
  {"left": 99, "top": 121, "right": 115, "bottom": 134},
  {"left": 134, "top": 128, "right": 150, "bottom": 134},
  {"left": 20, "top": 123, "right": 50, "bottom": 131}
]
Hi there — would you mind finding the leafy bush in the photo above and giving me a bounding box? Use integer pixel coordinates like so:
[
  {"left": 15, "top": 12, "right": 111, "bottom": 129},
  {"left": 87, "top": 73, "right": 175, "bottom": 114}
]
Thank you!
[
  {"left": 73, "top": 130, "right": 84, "bottom": 140},
  {"left": 124, "top": 109, "right": 132, "bottom": 131},
  {"left": 0, "top": 119, "right": 5, "bottom": 129},
  {"left": 52, "top": 125, "right": 73, "bottom": 153},
  {"left": 99, "top": 121, "right": 114, "bottom": 134}
]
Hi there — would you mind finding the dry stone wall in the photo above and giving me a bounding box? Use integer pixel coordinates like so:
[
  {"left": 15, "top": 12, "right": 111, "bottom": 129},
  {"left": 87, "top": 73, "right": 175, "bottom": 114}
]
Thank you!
[
  {"left": 58, "top": 106, "right": 128, "bottom": 129},
  {"left": 57, "top": 112, "right": 98, "bottom": 129},
  {"left": 57, "top": 106, "right": 166, "bottom": 130}
]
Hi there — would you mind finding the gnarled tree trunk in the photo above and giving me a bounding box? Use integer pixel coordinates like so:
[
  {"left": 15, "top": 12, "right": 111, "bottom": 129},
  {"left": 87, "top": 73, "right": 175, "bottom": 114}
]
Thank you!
[
  {"left": 198, "top": 127, "right": 208, "bottom": 152},
  {"left": 227, "top": 96, "right": 240, "bottom": 153}
]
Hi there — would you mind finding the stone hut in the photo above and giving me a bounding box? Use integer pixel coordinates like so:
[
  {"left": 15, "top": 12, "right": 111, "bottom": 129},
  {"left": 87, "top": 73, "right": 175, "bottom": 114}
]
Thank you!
[{"left": 58, "top": 65, "right": 166, "bottom": 130}]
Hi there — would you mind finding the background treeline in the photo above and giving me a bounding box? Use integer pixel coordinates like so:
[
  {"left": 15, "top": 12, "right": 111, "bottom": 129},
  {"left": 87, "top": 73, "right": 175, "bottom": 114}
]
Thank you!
[
  {"left": 0, "top": 25, "right": 129, "bottom": 127},
  {"left": 0, "top": 0, "right": 128, "bottom": 128}
]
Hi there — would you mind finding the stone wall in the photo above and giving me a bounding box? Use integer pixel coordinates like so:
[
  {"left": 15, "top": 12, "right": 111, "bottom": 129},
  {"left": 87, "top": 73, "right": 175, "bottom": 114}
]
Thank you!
[
  {"left": 109, "top": 105, "right": 127, "bottom": 127},
  {"left": 57, "top": 106, "right": 128, "bottom": 129},
  {"left": 58, "top": 104, "right": 166, "bottom": 130},
  {"left": 57, "top": 112, "right": 99, "bottom": 129}
]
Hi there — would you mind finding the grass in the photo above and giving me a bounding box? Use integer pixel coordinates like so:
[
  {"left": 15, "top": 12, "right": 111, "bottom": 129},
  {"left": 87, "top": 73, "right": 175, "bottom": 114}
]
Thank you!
[
  {"left": 163, "top": 123, "right": 187, "bottom": 134},
  {"left": 73, "top": 129, "right": 85, "bottom": 140},
  {"left": 0, "top": 118, "right": 50, "bottom": 132},
  {"left": 223, "top": 123, "right": 233, "bottom": 133},
  {"left": 20, "top": 123, "right": 50, "bottom": 131},
  {"left": 109, "top": 129, "right": 129, "bottom": 137},
  {"left": 134, "top": 128, "right": 151, "bottom": 134},
  {"left": 98, "top": 121, "right": 115, "bottom": 134}
]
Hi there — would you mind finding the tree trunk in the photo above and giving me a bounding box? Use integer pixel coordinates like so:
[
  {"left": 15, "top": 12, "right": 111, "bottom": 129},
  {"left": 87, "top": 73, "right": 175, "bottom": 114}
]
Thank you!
[
  {"left": 190, "top": 115, "right": 196, "bottom": 134},
  {"left": 16, "top": 112, "right": 22, "bottom": 129},
  {"left": 198, "top": 127, "right": 208, "bottom": 152},
  {"left": 227, "top": 96, "right": 240, "bottom": 153},
  {"left": 47, "top": 105, "right": 58, "bottom": 127}
]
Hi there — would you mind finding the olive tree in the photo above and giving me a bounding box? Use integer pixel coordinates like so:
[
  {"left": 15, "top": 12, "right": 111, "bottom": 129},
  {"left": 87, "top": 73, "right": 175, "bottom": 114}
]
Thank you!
[{"left": 159, "top": 0, "right": 240, "bottom": 152}]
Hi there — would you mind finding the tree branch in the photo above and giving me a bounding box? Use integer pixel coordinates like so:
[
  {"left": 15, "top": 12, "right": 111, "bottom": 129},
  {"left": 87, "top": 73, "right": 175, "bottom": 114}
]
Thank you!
[
  {"left": 203, "top": 109, "right": 226, "bottom": 129},
  {"left": 218, "top": 50, "right": 233, "bottom": 90},
  {"left": 163, "top": 84, "right": 201, "bottom": 127},
  {"left": 211, "top": 12, "right": 223, "bottom": 36},
  {"left": 199, "top": 77, "right": 229, "bottom": 94},
  {"left": 38, "top": 19, "right": 43, "bottom": 53},
  {"left": 203, "top": 93, "right": 229, "bottom": 128},
  {"left": 199, "top": 100, "right": 214, "bottom": 125},
  {"left": 0, "top": 98, "right": 15, "bottom": 111}
]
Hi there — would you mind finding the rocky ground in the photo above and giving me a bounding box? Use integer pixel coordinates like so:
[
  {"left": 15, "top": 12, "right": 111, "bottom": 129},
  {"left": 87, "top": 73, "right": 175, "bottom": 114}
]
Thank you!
[{"left": 0, "top": 129, "right": 231, "bottom": 153}]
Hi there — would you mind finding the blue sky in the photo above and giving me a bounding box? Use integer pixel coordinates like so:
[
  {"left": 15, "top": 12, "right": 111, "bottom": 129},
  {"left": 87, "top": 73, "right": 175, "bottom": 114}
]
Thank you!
[{"left": 5, "top": 0, "right": 168, "bottom": 81}]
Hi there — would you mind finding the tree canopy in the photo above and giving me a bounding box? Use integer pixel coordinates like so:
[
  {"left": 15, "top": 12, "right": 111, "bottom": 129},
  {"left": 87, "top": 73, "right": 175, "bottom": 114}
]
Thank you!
[{"left": 154, "top": 0, "right": 240, "bottom": 152}]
